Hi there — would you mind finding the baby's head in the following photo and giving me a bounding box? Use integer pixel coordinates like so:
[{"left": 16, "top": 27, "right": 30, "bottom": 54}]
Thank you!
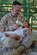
[{"left": 23, "top": 21, "right": 30, "bottom": 28}]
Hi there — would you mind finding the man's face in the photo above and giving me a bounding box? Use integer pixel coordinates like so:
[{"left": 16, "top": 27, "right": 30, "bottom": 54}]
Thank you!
[{"left": 12, "top": 5, "right": 21, "bottom": 16}]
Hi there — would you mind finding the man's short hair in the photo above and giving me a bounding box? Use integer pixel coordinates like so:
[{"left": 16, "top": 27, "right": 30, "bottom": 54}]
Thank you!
[{"left": 12, "top": 1, "right": 21, "bottom": 6}]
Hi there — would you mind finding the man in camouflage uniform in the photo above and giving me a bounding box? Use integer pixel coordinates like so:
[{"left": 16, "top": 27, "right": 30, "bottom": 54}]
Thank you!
[
  {"left": 0, "top": 1, "right": 37, "bottom": 55},
  {"left": 0, "top": 1, "right": 25, "bottom": 55}
]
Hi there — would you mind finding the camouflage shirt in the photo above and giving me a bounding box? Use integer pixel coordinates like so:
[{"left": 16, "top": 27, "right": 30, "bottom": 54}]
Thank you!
[{"left": 0, "top": 12, "right": 24, "bottom": 31}]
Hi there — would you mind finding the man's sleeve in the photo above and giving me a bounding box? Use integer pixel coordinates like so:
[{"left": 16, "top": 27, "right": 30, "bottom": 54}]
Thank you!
[{"left": 0, "top": 15, "right": 8, "bottom": 30}]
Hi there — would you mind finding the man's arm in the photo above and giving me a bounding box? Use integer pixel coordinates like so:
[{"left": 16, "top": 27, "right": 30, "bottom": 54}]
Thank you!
[
  {"left": 5, "top": 33, "right": 20, "bottom": 40},
  {"left": 0, "top": 15, "right": 8, "bottom": 31}
]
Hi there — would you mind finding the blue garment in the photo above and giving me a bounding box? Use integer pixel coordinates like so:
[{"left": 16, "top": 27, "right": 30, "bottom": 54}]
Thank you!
[
  {"left": 0, "top": 32, "right": 4, "bottom": 41},
  {"left": 0, "top": 32, "right": 3, "bottom": 38}
]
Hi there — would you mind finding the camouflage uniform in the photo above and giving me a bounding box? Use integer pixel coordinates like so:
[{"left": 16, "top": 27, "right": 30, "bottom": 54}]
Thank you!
[
  {"left": 0, "top": 12, "right": 24, "bottom": 55},
  {"left": 0, "top": 12, "right": 24, "bottom": 31}
]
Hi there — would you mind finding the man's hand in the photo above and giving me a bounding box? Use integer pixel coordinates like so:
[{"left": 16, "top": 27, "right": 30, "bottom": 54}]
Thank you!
[
  {"left": 9, "top": 34, "right": 20, "bottom": 40},
  {"left": 13, "top": 24, "right": 19, "bottom": 30},
  {"left": 5, "top": 33, "right": 20, "bottom": 40}
]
